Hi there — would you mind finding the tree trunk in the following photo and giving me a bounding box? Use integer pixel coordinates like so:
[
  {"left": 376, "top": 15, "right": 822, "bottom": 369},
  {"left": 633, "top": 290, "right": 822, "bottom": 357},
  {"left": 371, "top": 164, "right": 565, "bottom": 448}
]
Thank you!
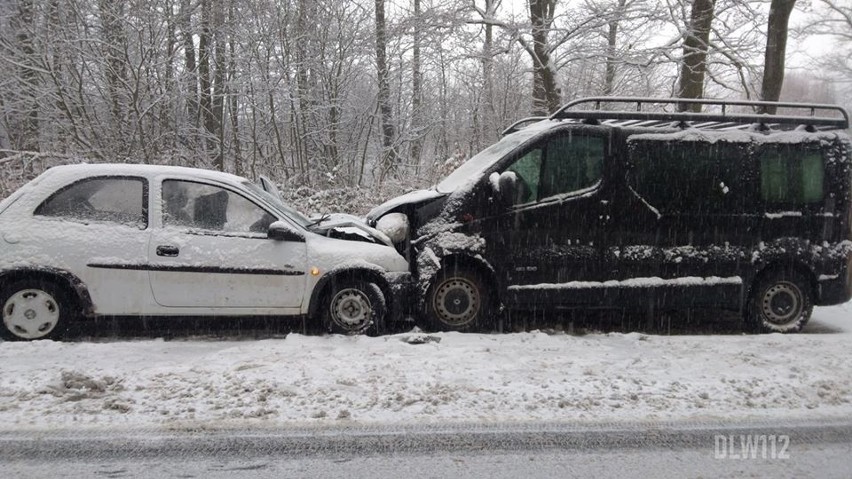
[
  {"left": 760, "top": 0, "right": 797, "bottom": 114},
  {"left": 198, "top": 0, "right": 214, "bottom": 159},
  {"left": 603, "top": 0, "right": 627, "bottom": 96},
  {"left": 676, "top": 0, "right": 716, "bottom": 112},
  {"left": 410, "top": 0, "right": 423, "bottom": 167},
  {"left": 375, "top": 0, "right": 397, "bottom": 180},
  {"left": 482, "top": 0, "right": 498, "bottom": 144},
  {"left": 227, "top": 0, "right": 242, "bottom": 176},
  {"left": 11, "top": 0, "right": 39, "bottom": 153},
  {"left": 528, "top": 0, "right": 560, "bottom": 115},
  {"left": 179, "top": 0, "right": 199, "bottom": 130},
  {"left": 211, "top": 0, "right": 226, "bottom": 171},
  {"left": 98, "top": 0, "right": 128, "bottom": 152}
]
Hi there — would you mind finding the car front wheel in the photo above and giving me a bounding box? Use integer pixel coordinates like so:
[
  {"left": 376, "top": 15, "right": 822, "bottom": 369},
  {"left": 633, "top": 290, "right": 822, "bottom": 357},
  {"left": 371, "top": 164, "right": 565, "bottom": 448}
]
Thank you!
[
  {"left": 323, "top": 279, "right": 385, "bottom": 335},
  {"left": 1, "top": 280, "right": 74, "bottom": 341}
]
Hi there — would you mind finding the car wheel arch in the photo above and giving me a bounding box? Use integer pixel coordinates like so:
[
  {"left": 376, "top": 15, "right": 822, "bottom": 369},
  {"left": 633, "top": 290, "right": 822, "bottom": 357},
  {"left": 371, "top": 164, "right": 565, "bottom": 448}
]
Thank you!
[{"left": 0, "top": 267, "right": 93, "bottom": 318}]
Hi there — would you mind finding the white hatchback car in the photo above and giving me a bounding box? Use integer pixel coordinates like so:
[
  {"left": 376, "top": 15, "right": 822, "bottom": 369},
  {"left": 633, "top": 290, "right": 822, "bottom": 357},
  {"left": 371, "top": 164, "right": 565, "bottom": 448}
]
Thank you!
[{"left": 0, "top": 164, "right": 411, "bottom": 340}]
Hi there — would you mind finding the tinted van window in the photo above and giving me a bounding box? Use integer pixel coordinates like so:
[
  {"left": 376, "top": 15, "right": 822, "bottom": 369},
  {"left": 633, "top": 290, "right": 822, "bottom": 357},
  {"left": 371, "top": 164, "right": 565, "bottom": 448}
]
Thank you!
[
  {"left": 759, "top": 146, "right": 824, "bottom": 204},
  {"left": 540, "top": 134, "right": 604, "bottom": 199},
  {"left": 628, "top": 141, "right": 749, "bottom": 214},
  {"left": 503, "top": 134, "right": 604, "bottom": 206}
]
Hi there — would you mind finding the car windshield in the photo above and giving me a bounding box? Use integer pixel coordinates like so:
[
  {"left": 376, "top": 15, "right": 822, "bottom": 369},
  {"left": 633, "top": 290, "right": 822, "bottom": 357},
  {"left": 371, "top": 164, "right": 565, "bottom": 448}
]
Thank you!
[
  {"left": 242, "top": 181, "right": 312, "bottom": 228},
  {"left": 435, "top": 126, "right": 544, "bottom": 194}
]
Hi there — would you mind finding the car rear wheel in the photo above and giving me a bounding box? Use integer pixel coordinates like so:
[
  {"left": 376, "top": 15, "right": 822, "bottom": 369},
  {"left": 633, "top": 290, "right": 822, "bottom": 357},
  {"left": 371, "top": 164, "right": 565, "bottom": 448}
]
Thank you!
[
  {"left": 323, "top": 279, "right": 385, "bottom": 335},
  {"left": 1, "top": 280, "right": 74, "bottom": 341},
  {"left": 746, "top": 270, "right": 813, "bottom": 333},
  {"left": 421, "top": 267, "right": 493, "bottom": 332}
]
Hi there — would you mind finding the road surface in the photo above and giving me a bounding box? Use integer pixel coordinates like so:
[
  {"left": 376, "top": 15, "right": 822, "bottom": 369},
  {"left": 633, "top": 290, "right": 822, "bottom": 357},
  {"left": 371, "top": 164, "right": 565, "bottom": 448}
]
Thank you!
[{"left": 3, "top": 419, "right": 851, "bottom": 478}]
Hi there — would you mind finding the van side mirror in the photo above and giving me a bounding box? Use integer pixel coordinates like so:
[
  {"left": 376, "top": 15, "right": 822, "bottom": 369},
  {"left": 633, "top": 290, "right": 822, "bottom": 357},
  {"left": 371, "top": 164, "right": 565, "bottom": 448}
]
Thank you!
[
  {"left": 496, "top": 171, "right": 518, "bottom": 207},
  {"left": 268, "top": 221, "right": 305, "bottom": 242}
]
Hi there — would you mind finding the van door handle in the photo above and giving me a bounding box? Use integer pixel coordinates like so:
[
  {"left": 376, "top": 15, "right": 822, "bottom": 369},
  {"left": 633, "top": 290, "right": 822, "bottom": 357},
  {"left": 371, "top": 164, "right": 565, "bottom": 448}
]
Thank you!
[{"left": 156, "top": 245, "right": 180, "bottom": 257}]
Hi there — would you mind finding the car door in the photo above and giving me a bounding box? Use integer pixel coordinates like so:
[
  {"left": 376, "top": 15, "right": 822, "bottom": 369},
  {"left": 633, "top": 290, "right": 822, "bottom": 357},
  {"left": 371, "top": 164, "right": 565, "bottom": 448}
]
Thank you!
[
  {"left": 148, "top": 179, "right": 307, "bottom": 309},
  {"left": 497, "top": 127, "right": 609, "bottom": 307},
  {"left": 31, "top": 176, "right": 154, "bottom": 315}
]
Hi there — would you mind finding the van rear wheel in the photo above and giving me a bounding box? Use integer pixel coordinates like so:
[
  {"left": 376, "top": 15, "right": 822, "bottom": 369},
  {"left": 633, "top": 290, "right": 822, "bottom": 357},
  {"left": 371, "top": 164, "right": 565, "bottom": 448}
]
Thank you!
[
  {"left": 746, "top": 271, "right": 813, "bottom": 333},
  {"left": 421, "top": 267, "right": 492, "bottom": 332}
]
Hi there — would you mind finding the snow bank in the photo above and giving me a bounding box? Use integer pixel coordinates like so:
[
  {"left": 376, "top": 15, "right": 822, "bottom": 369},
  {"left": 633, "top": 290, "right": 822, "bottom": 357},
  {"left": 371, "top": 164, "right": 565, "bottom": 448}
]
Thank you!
[{"left": 0, "top": 304, "right": 850, "bottom": 432}]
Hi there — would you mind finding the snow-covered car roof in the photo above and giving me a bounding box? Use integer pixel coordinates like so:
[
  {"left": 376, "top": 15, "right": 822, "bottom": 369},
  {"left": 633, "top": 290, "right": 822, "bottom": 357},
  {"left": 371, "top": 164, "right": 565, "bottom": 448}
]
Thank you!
[{"left": 38, "top": 163, "right": 249, "bottom": 186}]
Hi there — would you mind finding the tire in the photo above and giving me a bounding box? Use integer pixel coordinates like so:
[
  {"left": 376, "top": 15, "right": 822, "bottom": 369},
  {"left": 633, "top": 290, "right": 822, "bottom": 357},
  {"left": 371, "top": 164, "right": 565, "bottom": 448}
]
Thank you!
[
  {"left": 745, "top": 270, "right": 813, "bottom": 334},
  {"left": 421, "top": 267, "right": 493, "bottom": 332},
  {"left": 1, "top": 280, "right": 74, "bottom": 341},
  {"left": 322, "top": 279, "right": 385, "bottom": 336}
]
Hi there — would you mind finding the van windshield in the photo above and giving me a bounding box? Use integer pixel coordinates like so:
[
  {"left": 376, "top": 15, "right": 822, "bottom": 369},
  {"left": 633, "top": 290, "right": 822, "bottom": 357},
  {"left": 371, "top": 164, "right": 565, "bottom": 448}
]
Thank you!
[{"left": 436, "top": 127, "right": 543, "bottom": 194}]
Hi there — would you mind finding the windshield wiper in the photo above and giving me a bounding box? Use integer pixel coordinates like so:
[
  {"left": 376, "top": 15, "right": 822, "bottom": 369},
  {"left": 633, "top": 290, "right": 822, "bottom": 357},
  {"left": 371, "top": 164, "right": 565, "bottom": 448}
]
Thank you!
[{"left": 306, "top": 213, "right": 331, "bottom": 229}]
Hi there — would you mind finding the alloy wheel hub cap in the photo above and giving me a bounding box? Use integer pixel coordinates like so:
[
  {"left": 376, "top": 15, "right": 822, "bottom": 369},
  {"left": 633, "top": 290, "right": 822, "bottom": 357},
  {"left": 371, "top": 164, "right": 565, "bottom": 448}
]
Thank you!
[{"left": 3, "top": 289, "right": 60, "bottom": 339}]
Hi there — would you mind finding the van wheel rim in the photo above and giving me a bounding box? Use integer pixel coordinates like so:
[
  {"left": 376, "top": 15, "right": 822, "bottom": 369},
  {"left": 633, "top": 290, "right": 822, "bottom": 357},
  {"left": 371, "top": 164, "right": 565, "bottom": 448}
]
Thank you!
[
  {"left": 761, "top": 282, "right": 802, "bottom": 325},
  {"left": 330, "top": 289, "right": 372, "bottom": 331},
  {"left": 434, "top": 278, "right": 480, "bottom": 326},
  {"left": 3, "top": 289, "right": 60, "bottom": 339}
]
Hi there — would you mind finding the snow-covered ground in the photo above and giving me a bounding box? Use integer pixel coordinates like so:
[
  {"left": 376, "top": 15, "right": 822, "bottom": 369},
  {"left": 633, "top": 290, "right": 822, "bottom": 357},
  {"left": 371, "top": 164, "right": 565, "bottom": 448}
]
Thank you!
[{"left": 0, "top": 304, "right": 850, "bottom": 432}]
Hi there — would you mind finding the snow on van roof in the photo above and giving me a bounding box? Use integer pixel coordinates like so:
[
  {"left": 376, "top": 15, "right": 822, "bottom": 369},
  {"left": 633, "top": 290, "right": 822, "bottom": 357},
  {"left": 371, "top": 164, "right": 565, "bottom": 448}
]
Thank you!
[{"left": 627, "top": 127, "right": 845, "bottom": 145}]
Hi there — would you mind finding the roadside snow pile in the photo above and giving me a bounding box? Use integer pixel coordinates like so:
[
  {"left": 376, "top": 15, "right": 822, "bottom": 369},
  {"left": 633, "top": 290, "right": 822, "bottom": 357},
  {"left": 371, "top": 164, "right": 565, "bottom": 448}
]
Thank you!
[{"left": 0, "top": 304, "right": 850, "bottom": 431}]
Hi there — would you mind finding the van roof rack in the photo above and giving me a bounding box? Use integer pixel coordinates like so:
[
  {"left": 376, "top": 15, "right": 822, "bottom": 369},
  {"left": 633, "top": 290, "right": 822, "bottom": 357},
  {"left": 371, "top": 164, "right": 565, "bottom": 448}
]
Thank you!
[
  {"left": 502, "top": 116, "right": 549, "bottom": 136},
  {"left": 548, "top": 97, "right": 850, "bottom": 131}
]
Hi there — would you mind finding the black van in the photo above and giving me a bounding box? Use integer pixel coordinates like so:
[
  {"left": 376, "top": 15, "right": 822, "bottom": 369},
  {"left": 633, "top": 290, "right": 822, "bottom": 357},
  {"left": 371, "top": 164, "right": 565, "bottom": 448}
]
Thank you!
[{"left": 368, "top": 98, "right": 852, "bottom": 333}]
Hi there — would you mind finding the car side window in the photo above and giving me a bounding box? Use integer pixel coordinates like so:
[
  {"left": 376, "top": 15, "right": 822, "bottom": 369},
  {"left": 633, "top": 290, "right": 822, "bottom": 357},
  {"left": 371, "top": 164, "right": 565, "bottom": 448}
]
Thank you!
[
  {"left": 35, "top": 177, "right": 147, "bottom": 228},
  {"left": 162, "top": 180, "right": 275, "bottom": 235}
]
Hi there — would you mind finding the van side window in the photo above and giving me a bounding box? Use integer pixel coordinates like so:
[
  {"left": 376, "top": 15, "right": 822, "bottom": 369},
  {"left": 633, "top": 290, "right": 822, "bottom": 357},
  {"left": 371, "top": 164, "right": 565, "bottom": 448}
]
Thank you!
[
  {"left": 503, "top": 134, "right": 604, "bottom": 206},
  {"left": 505, "top": 148, "right": 542, "bottom": 205},
  {"left": 628, "top": 141, "right": 747, "bottom": 214},
  {"left": 759, "top": 147, "right": 824, "bottom": 204},
  {"left": 539, "top": 135, "right": 604, "bottom": 199}
]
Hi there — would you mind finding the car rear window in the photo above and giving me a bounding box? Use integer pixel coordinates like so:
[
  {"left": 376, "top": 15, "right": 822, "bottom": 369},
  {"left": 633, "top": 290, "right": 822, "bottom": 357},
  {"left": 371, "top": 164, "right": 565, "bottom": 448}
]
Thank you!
[{"left": 35, "top": 177, "right": 148, "bottom": 228}]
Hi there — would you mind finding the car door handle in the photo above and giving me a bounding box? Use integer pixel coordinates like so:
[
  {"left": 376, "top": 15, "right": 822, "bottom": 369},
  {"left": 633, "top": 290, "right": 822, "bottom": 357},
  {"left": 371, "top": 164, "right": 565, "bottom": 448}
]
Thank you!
[{"left": 156, "top": 245, "right": 180, "bottom": 257}]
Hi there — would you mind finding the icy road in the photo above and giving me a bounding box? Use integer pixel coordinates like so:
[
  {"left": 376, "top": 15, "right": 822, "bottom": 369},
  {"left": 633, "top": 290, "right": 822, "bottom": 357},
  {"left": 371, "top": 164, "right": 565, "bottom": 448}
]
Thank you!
[{"left": 0, "top": 304, "right": 850, "bottom": 430}]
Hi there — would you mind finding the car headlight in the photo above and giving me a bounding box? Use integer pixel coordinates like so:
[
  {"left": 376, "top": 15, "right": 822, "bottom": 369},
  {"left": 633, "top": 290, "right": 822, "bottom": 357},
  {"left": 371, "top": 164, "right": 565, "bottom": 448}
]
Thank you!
[{"left": 375, "top": 213, "right": 409, "bottom": 244}]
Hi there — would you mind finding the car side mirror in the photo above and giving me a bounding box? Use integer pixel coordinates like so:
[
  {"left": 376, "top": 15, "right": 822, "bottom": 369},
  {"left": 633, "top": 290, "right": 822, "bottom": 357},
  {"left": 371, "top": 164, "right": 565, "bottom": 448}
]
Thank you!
[
  {"left": 268, "top": 221, "right": 305, "bottom": 242},
  {"left": 496, "top": 171, "right": 518, "bottom": 208}
]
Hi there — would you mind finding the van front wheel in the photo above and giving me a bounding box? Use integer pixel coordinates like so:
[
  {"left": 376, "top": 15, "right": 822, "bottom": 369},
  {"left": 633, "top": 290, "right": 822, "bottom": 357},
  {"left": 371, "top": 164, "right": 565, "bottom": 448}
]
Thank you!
[
  {"left": 746, "top": 271, "right": 813, "bottom": 333},
  {"left": 422, "top": 268, "right": 492, "bottom": 332}
]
